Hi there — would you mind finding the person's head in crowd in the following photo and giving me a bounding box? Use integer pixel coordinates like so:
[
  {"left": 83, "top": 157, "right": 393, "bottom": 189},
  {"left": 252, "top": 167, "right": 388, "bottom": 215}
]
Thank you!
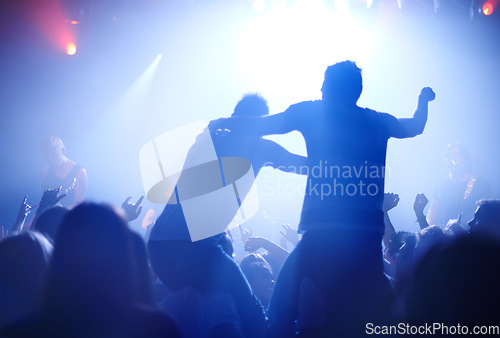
[
  {"left": 384, "top": 231, "right": 414, "bottom": 266},
  {"left": 34, "top": 206, "right": 69, "bottom": 243},
  {"left": 218, "top": 232, "right": 235, "bottom": 259},
  {"left": 405, "top": 234, "right": 500, "bottom": 325},
  {"left": 0, "top": 231, "right": 53, "bottom": 326},
  {"left": 322, "top": 61, "right": 363, "bottom": 107},
  {"left": 240, "top": 253, "right": 275, "bottom": 308},
  {"left": 385, "top": 231, "right": 411, "bottom": 257},
  {"left": 232, "top": 94, "right": 269, "bottom": 117},
  {"left": 468, "top": 199, "right": 500, "bottom": 237},
  {"left": 41, "top": 136, "right": 66, "bottom": 168},
  {"left": 35, "top": 202, "right": 180, "bottom": 337},
  {"left": 44, "top": 203, "right": 141, "bottom": 316},
  {"left": 415, "top": 225, "right": 447, "bottom": 261}
]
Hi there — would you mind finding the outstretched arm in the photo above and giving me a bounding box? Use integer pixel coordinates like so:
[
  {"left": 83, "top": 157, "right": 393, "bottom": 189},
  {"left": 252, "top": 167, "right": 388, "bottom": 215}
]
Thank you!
[
  {"left": 11, "top": 195, "right": 36, "bottom": 233},
  {"left": 261, "top": 140, "right": 307, "bottom": 173},
  {"left": 209, "top": 104, "right": 304, "bottom": 137},
  {"left": 414, "top": 193, "right": 430, "bottom": 230},
  {"left": 388, "top": 87, "right": 436, "bottom": 139},
  {"left": 382, "top": 193, "right": 399, "bottom": 247}
]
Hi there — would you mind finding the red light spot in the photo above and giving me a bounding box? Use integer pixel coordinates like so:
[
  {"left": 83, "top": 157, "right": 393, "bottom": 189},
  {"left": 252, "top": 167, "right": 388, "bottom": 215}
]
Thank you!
[
  {"left": 66, "top": 42, "right": 76, "bottom": 55},
  {"left": 30, "top": 1, "right": 76, "bottom": 53},
  {"left": 483, "top": 1, "right": 494, "bottom": 15}
]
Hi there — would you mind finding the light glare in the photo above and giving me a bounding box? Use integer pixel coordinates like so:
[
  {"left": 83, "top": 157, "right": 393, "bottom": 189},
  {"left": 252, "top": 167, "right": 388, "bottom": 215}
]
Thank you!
[
  {"left": 483, "top": 2, "right": 493, "bottom": 15},
  {"left": 66, "top": 42, "right": 76, "bottom": 55}
]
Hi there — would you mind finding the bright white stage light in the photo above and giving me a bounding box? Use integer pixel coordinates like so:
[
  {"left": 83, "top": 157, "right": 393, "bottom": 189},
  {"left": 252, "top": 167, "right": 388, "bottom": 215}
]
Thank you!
[{"left": 238, "top": 1, "right": 375, "bottom": 100}]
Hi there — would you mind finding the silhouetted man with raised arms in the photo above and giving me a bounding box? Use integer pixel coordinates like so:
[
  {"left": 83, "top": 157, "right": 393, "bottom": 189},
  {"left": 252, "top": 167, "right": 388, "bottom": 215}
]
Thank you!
[{"left": 209, "top": 61, "right": 436, "bottom": 336}]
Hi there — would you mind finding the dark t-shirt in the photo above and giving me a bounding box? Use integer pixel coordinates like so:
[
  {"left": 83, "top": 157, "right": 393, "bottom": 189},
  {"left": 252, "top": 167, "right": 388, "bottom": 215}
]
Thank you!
[
  {"left": 282, "top": 101, "right": 397, "bottom": 232},
  {"left": 265, "top": 100, "right": 425, "bottom": 233}
]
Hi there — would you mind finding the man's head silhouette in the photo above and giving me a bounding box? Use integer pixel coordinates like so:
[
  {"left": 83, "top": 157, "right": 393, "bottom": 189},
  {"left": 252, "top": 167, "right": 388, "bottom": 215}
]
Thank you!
[
  {"left": 232, "top": 93, "right": 269, "bottom": 117},
  {"left": 321, "top": 61, "right": 363, "bottom": 107}
]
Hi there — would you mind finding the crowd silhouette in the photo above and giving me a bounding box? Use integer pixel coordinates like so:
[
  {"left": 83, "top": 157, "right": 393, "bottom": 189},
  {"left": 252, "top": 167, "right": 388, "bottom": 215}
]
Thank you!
[{"left": 2, "top": 61, "right": 500, "bottom": 338}]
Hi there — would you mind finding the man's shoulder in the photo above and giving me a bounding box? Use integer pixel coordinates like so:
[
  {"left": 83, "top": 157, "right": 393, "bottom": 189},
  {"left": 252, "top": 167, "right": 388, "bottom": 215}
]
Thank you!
[
  {"left": 361, "top": 107, "right": 379, "bottom": 114},
  {"left": 360, "top": 107, "right": 399, "bottom": 126},
  {"left": 287, "top": 100, "right": 321, "bottom": 112},
  {"left": 283, "top": 100, "right": 322, "bottom": 123},
  {"left": 361, "top": 107, "right": 390, "bottom": 117}
]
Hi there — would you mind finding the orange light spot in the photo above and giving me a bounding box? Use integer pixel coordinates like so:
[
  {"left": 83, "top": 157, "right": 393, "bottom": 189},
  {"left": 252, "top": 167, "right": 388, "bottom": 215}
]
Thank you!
[
  {"left": 66, "top": 42, "right": 76, "bottom": 55},
  {"left": 70, "top": 20, "right": 79, "bottom": 25},
  {"left": 142, "top": 209, "right": 156, "bottom": 229},
  {"left": 483, "top": 2, "right": 494, "bottom": 15}
]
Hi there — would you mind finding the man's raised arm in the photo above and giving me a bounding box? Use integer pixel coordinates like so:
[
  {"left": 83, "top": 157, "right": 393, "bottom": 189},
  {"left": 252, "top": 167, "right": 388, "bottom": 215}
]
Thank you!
[{"left": 388, "top": 87, "right": 436, "bottom": 139}]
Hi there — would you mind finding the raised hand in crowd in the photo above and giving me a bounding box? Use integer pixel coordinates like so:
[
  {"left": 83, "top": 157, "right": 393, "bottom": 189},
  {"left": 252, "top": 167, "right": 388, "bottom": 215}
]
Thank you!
[
  {"left": 11, "top": 195, "right": 37, "bottom": 233},
  {"left": 38, "top": 187, "right": 66, "bottom": 214},
  {"left": 383, "top": 193, "right": 399, "bottom": 246},
  {"left": 280, "top": 223, "right": 299, "bottom": 247},
  {"left": 383, "top": 192, "right": 400, "bottom": 213},
  {"left": 413, "top": 193, "right": 429, "bottom": 230},
  {"left": 25, "top": 188, "right": 67, "bottom": 231},
  {"left": 121, "top": 196, "right": 144, "bottom": 222}
]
